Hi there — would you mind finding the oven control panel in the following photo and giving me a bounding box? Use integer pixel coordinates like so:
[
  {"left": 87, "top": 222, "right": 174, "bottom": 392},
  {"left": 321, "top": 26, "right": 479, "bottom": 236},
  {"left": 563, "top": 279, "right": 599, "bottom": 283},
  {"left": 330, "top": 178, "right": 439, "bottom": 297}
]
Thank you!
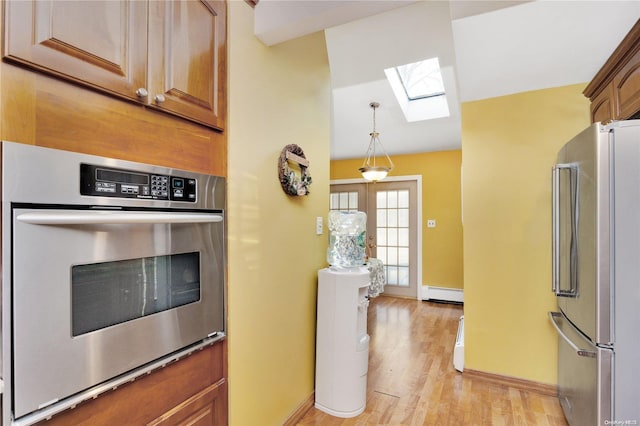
[{"left": 80, "top": 164, "right": 197, "bottom": 202}]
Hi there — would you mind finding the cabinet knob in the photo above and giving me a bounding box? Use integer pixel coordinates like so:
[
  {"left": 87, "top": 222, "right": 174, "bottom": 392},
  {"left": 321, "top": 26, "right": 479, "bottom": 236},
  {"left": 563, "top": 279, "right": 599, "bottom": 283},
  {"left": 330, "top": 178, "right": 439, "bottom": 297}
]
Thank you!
[
  {"left": 135, "top": 88, "right": 148, "bottom": 98},
  {"left": 154, "top": 94, "right": 166, "bottom": 104}
]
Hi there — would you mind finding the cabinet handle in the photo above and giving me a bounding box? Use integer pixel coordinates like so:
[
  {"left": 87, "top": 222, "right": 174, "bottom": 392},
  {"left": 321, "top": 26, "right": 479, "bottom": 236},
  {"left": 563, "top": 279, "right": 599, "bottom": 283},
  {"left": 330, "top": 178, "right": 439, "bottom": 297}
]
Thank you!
[
  {"left": 154, "top": 94, "right": 166, "bottom": 104},
  {"left": 135, "top": 88, "right": 148, "bottom": 97}
]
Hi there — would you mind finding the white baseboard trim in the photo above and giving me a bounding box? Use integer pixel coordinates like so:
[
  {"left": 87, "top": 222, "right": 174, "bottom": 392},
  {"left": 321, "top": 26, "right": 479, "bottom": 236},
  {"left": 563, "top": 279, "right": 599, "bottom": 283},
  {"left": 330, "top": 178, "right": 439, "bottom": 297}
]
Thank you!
[{"left": 421, "top": 285, "right": 464, "bottom": 304}]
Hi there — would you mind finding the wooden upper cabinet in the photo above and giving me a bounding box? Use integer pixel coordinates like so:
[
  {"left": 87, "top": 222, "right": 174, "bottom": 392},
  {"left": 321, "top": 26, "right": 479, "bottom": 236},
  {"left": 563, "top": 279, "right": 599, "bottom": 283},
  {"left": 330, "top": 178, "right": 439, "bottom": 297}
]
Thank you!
[
  {"left": 3, "top": 0, "right": 226, "bottom": 131},
  {"left": 590, "top": 82, "right": 616, "bottom": 124},
  {"left": 148, "top": 1, "right": 226, "bottom": 130},
  {"left": 4, "top": 1, "right": 148, "bottom": 102},
  {"left": 613, "top": 47, "right": 640, "bottom": 119},
  {"left": 584, "top": 19, "right": 640, "bottom": 123}
]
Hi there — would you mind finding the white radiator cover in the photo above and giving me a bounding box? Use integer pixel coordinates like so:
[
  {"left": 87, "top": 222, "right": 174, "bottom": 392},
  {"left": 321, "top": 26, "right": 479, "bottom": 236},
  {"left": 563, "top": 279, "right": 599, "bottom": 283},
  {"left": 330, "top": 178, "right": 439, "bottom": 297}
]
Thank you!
[
  {"left": 421, "top": 285, "right": 464, "bottom": 303},
  {"left": 453, "top": 315, "right": 464, "bottom": 372}
]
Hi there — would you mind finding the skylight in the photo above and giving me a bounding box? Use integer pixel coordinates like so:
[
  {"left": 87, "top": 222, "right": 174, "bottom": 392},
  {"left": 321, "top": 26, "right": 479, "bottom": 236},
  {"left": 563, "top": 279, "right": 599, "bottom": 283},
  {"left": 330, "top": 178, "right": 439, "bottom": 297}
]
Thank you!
[
  {"left": 396, "top": 58, "right": 445, "bottom": 101},
  {"left": 384, "top": 57, "right": 450, "bottom": 122}
]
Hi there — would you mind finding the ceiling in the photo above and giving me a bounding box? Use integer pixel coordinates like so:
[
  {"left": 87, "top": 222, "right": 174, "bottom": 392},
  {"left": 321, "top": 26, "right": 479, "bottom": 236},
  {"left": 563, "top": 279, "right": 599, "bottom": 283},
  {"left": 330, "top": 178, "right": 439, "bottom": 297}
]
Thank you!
[{"left": 254, "top": 1, "right": 640, "bottom": 160}]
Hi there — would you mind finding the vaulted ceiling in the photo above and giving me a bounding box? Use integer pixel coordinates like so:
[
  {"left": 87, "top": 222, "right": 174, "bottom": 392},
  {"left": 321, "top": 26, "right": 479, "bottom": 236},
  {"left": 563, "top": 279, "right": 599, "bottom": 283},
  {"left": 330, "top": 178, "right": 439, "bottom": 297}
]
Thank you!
[{"left": 253, "top": 1, "right": 640, "bottom": 159}]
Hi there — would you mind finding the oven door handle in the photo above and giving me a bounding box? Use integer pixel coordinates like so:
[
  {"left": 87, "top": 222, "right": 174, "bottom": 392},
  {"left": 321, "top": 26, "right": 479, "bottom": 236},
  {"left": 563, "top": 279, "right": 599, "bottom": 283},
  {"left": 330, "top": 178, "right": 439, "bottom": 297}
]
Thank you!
[{"left": 16, "top": 211, "right": 223, "bottom": 225}]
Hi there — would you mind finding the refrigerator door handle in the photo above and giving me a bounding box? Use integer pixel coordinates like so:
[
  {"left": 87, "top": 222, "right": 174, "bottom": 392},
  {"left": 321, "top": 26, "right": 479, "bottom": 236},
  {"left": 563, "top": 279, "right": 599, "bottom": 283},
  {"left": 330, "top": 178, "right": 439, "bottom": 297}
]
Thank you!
[
  {"left": 552, "top": 164, "right": 579, "bottom": 297},
  {"left": 548, "top": 312, "right": 596, "bottom": 358}
]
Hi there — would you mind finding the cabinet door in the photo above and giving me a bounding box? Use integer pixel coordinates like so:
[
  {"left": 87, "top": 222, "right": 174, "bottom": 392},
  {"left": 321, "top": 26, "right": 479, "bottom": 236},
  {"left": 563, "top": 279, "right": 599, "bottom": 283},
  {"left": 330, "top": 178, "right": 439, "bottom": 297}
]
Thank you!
[
  {"left": 4, "top": 0, "right": 147, "bottom": 102},
  {"left": 148, "top": 0, "right": 227, "bottom": 130},
  {"left": 590, "top": 82, "right": 616, "bottom": 124},
  {"left": 613, "top": 47, "right": 640, "bottom": 120},
  {"left": 147, "top": 380, "right": 228, "bottom": 426}
]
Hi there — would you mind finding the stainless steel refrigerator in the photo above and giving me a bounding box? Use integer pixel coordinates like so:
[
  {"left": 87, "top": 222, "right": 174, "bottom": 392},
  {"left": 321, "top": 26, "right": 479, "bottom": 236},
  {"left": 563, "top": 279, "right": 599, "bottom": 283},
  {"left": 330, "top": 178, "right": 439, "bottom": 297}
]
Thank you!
[{"left": 550, "top": 120, "right": 640, "bottom": 425}]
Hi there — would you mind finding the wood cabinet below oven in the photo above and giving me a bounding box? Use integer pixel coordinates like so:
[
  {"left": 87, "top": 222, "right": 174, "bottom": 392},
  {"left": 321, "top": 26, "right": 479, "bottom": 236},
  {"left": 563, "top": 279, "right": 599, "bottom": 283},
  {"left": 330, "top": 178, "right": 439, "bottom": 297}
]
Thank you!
[
  {"left": 37, "top": 341, "right": 227, "bottom": 426},
  {"left": 3, "top": 0, "right": 226, "bottom": 130},
  {"left": 148, "top": 381, "right": 228, "bottom": 425}
]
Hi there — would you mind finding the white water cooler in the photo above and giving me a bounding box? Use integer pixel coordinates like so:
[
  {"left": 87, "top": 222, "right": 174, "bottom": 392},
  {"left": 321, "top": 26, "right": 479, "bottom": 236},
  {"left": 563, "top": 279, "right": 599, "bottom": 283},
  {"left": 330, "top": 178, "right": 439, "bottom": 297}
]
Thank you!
[{"left": 315, "top": 266, "right": 370, "bottom": 417}]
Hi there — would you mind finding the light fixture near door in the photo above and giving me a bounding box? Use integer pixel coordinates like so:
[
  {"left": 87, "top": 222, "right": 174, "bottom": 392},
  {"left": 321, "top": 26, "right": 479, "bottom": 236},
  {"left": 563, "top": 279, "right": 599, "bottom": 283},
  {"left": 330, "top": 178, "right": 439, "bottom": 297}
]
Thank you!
[{"left": 359, "top": 102, "right": 394, "bottom": 182}]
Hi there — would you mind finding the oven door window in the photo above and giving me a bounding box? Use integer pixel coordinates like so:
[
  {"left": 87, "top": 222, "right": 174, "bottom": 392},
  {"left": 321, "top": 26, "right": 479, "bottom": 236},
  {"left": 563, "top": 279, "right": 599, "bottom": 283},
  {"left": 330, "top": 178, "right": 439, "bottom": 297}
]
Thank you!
[{"left": 72, "top": 252, "right": 200, "bottom": 336}]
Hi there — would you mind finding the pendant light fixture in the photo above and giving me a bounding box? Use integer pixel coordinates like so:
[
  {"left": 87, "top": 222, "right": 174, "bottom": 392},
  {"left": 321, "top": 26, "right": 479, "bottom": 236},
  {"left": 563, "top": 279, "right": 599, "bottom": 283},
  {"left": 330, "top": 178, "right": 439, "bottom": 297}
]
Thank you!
[{"left": 358, "top": 101, "right": 394, "bottom": 182}]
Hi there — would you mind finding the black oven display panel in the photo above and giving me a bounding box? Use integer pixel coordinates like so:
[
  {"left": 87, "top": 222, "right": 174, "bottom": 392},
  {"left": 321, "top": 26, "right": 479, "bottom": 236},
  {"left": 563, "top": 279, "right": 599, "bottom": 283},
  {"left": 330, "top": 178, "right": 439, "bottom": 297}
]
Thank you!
[{"left": 80, "top": 163, "right": 197, "bottom": 202}]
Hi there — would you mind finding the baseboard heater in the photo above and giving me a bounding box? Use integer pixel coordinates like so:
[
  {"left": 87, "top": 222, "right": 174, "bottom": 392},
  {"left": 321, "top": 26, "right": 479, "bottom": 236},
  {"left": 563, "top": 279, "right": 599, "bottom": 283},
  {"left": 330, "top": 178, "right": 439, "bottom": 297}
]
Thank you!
[
  {"left": 453, "top": 315, "right": 464, "bottom": 372},
  {"left": 422, "top": 286, "right": 464, "bottom": 304}
]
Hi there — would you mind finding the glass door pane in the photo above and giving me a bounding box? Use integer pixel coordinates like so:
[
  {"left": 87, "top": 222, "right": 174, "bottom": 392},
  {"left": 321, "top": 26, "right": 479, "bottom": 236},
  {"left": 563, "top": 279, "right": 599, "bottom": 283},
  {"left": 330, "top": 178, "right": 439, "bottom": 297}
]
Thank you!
[
  {"left": 368, "top": 180, "right": 418, "bottom": 298},
  {"left": 330, "top": 187, "right": 363, "bottom": 212},
  {"left": 375, "top": 189, "right": 410, "bottom": 286}
]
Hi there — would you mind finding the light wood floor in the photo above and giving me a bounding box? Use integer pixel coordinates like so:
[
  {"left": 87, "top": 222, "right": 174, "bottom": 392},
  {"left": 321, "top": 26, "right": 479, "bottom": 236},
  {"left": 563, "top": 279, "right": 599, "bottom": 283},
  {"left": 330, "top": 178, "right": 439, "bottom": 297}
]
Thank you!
[{"left": 298, "top": 296, "right": 568, "bottom": 425}]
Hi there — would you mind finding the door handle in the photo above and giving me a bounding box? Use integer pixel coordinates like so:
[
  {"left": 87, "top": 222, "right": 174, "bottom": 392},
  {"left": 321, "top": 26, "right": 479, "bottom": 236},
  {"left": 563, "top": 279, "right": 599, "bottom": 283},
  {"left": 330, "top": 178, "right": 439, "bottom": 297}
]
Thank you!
[
  {"left": 16, "top": 211, "right": 223, "bottom": 225},
  {"left": 552, "top": 164, "right": 579, "bottom": 297},
  {"left": 548, "top": 312, "right": 596, "bottom": 358}
]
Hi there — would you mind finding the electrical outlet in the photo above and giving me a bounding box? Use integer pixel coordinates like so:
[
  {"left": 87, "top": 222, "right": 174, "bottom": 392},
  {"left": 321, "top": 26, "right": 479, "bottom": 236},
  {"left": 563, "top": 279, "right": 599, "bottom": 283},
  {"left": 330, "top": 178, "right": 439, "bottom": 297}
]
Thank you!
[
  {"left": 316, "top": 216, "right": 323, "bottom": 235},
  {"left": 427, "top": 219, "right": 436, "bottom": 228}
]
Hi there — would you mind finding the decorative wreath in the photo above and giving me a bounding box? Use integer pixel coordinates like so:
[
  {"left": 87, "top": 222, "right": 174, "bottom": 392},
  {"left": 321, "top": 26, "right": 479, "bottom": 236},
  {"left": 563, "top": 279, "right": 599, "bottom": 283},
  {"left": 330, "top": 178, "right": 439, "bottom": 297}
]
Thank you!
[{"left": 278, "top": 144, "right": 312, "bottom": 196}]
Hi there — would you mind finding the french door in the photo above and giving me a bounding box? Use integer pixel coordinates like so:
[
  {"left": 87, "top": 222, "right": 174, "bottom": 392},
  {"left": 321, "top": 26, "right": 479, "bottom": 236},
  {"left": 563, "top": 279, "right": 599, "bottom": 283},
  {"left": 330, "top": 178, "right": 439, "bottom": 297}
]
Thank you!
[{"left": 330, "top": 180, "right": 418, "bottom": 298}]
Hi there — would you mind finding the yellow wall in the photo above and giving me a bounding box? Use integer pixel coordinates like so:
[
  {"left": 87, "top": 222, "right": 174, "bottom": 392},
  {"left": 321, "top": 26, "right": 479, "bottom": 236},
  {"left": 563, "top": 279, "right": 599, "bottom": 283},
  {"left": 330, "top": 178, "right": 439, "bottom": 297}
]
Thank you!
[
  {"left": 331, "top": 150, "right": 463, "bottom": 289},
  {"left": 462, "top": 84, "right": 590, "bottom": 383},
  {"left": 227, "top": 3, "right": 330, "bottom": 425}
]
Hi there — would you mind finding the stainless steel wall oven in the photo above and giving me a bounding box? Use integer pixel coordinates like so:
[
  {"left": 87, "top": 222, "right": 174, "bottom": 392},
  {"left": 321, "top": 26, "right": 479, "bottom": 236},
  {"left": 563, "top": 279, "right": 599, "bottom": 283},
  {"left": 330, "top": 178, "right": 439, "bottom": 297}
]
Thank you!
[{"left": 1, "top": 142, "right": 226, "bottom": 425}]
